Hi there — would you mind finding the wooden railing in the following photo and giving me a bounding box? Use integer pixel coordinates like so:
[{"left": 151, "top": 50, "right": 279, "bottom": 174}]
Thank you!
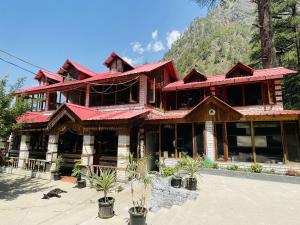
[
  {"left": 23, "top": 158, "right": 48, "bottom": 172},
  {"left": 88, "top": 165, "right": 117, "bottom": 177}
]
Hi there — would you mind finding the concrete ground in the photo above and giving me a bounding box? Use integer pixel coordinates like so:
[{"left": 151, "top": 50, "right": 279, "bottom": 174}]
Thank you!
[{"left": 1, "top": 173, "right": 300, "bottom": 225}]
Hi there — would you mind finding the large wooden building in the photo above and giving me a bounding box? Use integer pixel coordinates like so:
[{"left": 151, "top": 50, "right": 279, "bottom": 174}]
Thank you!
[{"left": 9, "top": 52, "right": 300, "bottom": 178}]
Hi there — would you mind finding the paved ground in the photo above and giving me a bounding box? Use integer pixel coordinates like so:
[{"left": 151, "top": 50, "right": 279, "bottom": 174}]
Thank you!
[{"left": 1, "top": 173, "right": 300, "bottom": 225}]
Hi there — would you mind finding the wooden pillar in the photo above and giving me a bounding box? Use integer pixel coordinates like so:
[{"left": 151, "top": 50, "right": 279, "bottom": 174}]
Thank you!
[
  {"left": 223, "top": 123, "right": 228, "bottom": 161},
  {"left": 175, "top": 123, "right": 178, "bottom": 158},
  {"left": 280, "top": 121, "right": 288, "bottom": 163},
  {"left": 159, "top": 125, "right": 162, "bottom": 158},
  {"left": 85, "top": 83, "right": 90, "bottom": 107},
  {"left": 45, "top": 92, "right": 49, "bottom": 111},
  {"left": 192, "top": 123, "right": 196, "bottom": 158},
  {"left": 250, "top": 121, "right": 256, "bottom": 163}
]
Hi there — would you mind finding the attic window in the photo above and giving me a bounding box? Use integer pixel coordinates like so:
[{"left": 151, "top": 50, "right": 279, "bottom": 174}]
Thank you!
[
  {"left": 225, "top": 63, "right": 254, "bottom": 79},
  {"left": 147, "top": 78, "right": 156, "bottom": 103},
  {"left": 183, "top": 69, "right": 207, "bottom": 83}
]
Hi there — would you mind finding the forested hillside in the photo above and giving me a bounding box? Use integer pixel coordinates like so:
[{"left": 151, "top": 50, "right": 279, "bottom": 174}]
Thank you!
[
  {"left": 164, "top": 0, "right": 300, "bottom": 109},
  {"left": 164, "top": 0, "right": 256, "bottom": 77}
]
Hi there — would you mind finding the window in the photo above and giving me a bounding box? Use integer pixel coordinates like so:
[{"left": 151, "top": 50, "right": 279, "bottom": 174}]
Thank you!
[
  {"left": 189, "top": 89, "right": 204, "bottom": 107},
  {"left": 227, "top": 86, "right": 243, "bottom": 106},
  {"left": 227, "top": 122, "right": 253, "bottom": 162},
  {"left": 195, "top": 124, "right": 205, "bottom": 156},
  {"left": 177, "top": 124, "right": 193, "bottom": 157},
  {"left": 245, "top": 84, "right": 262, "bottom": 105},
  {"left": 147, "top": 78, "right": 155, "bottom": 103},
  {"left": 254, "top": 122, "right": 283, "bottom": 163}
]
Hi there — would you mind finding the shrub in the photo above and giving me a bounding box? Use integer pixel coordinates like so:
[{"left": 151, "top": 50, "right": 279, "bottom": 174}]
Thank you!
[
  {"left": 162, "top": 166, "right": 176, "bottom": 177},
  {"left": 226, "top": 165, "right": 239, "bottom": 171},
  {"left": 250, "top": 163, "right": 263, "bottom": 173}
]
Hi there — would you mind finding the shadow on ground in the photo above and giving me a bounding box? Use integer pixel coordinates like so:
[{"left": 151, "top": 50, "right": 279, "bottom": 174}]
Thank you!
[{"left": 0, "top": 174, "right": 53, "bottom": 201}]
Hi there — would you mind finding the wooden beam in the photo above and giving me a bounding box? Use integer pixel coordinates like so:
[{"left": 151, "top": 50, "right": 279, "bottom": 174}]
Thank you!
[
  {"left": 159, "top": 125, "right": 162, "bottom": 158},
  {"left": 250, "top": 121, "right": 256, "bottom": 163}
]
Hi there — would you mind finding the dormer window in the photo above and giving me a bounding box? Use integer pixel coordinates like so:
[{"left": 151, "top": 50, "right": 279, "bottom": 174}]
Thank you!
[
  {"left": 183, "top": 69, "right": 207, "bottom": 83},
  {"left": 225, "top": 62, "right": 254, "bottom": 79},
  {"left": 103, "top": 52, "right": 134, "bottom": 72}
]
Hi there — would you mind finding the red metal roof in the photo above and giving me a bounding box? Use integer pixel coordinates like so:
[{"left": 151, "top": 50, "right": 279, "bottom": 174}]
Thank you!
[
  {"left": 163, "top": 67, "right": 298, "bottom": 91},
  {"left": 34, "top": 70, "right": 63, "bottom": 82},
  {"left": 15, "top": 60, "right": 176, "bottom": 95},
  {"left": 58, "top": 59, "right": 97, "bottom": 77},
  {"left": 17, "top": 112, "right": 49, "bottom": 124},
  {"left": 103, "top": 52, "right": 134, "bottom": 69},
  {"left": 18, "top": 103, "right": 150, "bottom": 124},
  {"left": 242, "top": 110, "right": 300, "bottom": 116}
]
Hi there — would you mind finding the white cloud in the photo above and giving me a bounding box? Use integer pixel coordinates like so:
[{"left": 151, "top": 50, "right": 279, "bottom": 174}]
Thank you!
[
  {"left": 152, "top": 30, "right": 158, "bottom": 40},
  {"left": 131, "top": 42, "right": 144, "bottom": 54},
  {"left": 166, "top": 30, "right": 181, "bottom": 49},
  {"left": 146, "top": 40, "right": 165, "bottom": 52},
  {"left": 122, "top": 56, "right": 142, "bottom": 66}
]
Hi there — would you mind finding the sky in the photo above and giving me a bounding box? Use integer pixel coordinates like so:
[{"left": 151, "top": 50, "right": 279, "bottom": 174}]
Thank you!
[{"left": 0, "top": 0, "right": 207, "bottom": 88}]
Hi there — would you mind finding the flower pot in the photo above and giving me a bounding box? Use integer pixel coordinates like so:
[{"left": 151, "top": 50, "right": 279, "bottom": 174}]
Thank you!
[
  {"left": 128, "top": 207, "right": 147, "bottom": 225},
  {"left": 51, "top": 173, "right": 60, "bottom": 181},
  {"left": 77, "top": 179, "right": 86, "bottom": 188},
  {"left": 186, "top": 177, "right": 197, "bottom": 191},
  {"left": 171, "top": 176, "right": 182, "bottom": 188},
  {"left": 77, "top": 176, "right": 81, "bottom": 182},
  {"left": 98, "top": 197, "right": 115, "bottom": 219}
]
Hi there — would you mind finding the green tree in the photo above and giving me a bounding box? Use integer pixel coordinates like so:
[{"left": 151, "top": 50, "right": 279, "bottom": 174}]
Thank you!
[{"left": 0, "top": 76, "right": 30, "bottom": 139}]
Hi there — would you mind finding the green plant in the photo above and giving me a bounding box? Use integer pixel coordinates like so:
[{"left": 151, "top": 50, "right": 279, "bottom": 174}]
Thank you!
[
  {"left": 250, "top": 163, "right": 263, "bottom": 173},
  {"left": 226, "top": 165, "right": 239, "bottom": 171},
  {"left": 71, "top": 162, "right": 82, "bottom": 178},
  {"left": 201, "top": 157, "right": 218, "bottom": 169},
  {"left": 126, "top": 153, "right": 150, "bottom": 215},
  {"left": 93, "top": 169, "right": 116, "bottom": 203},
  {"left": 162, "top": 166, "right": 176, "bottom": 177},
  {"left": 53, "top": 156, "right": 64, "bottom": 174},
  {"left": 181, "top": 156, "right": 202, "bottom": 179}
]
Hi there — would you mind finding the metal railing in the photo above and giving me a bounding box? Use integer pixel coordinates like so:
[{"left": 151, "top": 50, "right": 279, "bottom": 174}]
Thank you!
[
  {"left": 3, "top": 157, "right": 48, "bottom": 172},
  {"left": 4, "top": 156, "right": 19, "bottom": 168}
]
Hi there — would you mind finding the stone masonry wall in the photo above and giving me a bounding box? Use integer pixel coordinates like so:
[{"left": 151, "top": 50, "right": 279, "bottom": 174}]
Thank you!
[{"left": 150, "top": 176, "right": 199, "bottom": 212}]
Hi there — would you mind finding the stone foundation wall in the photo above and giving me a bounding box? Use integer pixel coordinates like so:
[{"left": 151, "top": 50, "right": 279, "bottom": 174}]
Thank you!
[
  {"left": 217, "top": 162, "right": 300, "bottom": 174},
  {"left": 150, "top": 176, "right": 198, "bottom": 212}
]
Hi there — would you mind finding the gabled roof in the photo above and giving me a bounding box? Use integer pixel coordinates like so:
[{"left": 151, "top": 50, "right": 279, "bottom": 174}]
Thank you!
[
  {"left": 103, "top": 52, "right": 134, "bottom": 70},
  {"left": 58, "top": 59, "right": 97, "bottom": 77},
  {"left": 163, "top": 67, "right": 298, "bottom": 92},
  {"left": 16, "top": 60, "right": 178, "bottom": 95},
  {"left": 225, "top": 62, "right": 254, "bottom": 78},
  {"left": 34, "top": 70, "right": 63, "bottom": 82},
  {"left": 17, "top": 112, "right": 49, "bottom": 124},
  {"left": 183, "top": 68, "right": 207, "bottom": 83}
]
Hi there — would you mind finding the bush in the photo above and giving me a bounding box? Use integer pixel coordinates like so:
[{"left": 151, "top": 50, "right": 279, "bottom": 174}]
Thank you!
[
  {"left": 226, "top": 165, "right": 239, "bottom": 171},
  {"left": 162, "top": 166, "right": 176, "bottom": 177},
  {"left": 250, "top": 163, "right": 263, "bottom": 173},
  {"left": 200, "top": 158, "right": 216, "bottom": 169}
]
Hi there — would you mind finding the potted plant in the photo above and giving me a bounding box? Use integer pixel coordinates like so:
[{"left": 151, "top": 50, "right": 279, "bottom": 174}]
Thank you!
[
  {"left": 72, "top": 162, "right": 86, "bottom": 188},
  {"left": 181, "top": 156, "right": 201, "bottom": 191},
  {"left": 50, "top": 156, "right": 64, "bottom": 180},
  {"left": 93, "top": 169, "right": 116, "bottom": 219},
  {"left": 171, "top": 162, "right": 183, "bottom": 188},
  {"left": 287, "top": 169, "right": 296, "bottom": 176},
  {"left": 127, "top": 153, "right": 150, "bottom": 225}
]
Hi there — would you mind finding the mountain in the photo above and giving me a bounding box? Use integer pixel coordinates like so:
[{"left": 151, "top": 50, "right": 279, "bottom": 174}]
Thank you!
[{"left": 164, "top": 0, "right": 256, "bottom": 78}]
